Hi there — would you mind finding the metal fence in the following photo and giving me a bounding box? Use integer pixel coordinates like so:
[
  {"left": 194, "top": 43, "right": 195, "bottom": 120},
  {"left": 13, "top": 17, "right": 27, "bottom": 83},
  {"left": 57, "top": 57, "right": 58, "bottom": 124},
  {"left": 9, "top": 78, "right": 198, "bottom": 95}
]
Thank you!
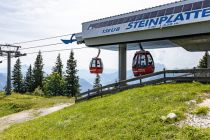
[{"left": 76, "top": 68, "right": 210, "bottom": 103}]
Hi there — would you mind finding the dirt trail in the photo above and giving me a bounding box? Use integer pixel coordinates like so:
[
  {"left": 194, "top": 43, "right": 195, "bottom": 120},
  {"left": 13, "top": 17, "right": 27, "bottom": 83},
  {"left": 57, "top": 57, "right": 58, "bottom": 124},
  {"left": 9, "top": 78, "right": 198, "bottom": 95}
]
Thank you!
[
  {"left": 0, "top": 103, "right": 73, "bottom": 132},
  {"left": 178, "top": 99, "right": 210, "bottom": 128}
]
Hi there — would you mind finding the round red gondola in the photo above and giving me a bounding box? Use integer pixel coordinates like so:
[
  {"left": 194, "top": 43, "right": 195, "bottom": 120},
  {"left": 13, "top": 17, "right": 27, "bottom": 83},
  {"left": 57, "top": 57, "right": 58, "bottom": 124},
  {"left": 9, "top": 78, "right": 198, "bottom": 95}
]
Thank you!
[
  {"left": 89, "top": 57, "right": 103, "bottom": 74},
  {"left": 132, "top": 50, "right": 155, "bottom": 77}
]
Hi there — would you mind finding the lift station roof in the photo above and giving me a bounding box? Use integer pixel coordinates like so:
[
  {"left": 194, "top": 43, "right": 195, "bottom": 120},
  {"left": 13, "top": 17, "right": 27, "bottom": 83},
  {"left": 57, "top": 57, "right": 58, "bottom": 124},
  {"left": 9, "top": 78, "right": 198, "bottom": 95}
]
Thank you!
[{"left": 75, "top": 0, "right": 210, "bottom": 51}]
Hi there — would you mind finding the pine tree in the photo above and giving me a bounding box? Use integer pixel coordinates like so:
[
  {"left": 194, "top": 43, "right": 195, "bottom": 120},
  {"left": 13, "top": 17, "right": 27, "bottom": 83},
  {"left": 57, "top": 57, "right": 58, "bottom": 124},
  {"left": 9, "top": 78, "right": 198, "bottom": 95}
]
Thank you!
[
  {"left": 12, "top": 58, "right": 24, "bottom": 93},
  {"left": 93, "top": 74, "right": 101, "bottom": 89},
  {"left": 32, "top": 51, "right": 44, "bottom": 90},
  {"left": 198, "top": 51, "right": 208, "bottom": 68},
  {"left": 24, "top": 65, "right": 33, "bottom": 93},
  {"left": 52, "top": 53, "right": 63, "bottom": 78},
  {"left": 65, "top": 50, "right": 80, "bottom": 97}
]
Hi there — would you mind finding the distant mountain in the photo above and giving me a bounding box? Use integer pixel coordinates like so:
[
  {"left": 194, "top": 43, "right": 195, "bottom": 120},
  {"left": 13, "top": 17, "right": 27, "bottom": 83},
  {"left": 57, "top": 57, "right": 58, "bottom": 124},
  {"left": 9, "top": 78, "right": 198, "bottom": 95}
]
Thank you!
[
  {"left": 0, "top": 73, "right": 6, "bottom": 91},
  {"left": 155, "top": 63, "right": 165, "bottom": 72},
  {"left": 79, "top": 79, "right": 92, "bottom": 92}
]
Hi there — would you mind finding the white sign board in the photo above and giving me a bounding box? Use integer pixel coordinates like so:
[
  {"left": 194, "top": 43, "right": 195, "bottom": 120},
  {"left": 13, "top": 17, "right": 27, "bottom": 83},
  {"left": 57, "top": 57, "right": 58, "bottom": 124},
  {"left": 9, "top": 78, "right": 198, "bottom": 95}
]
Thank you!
[{"left": 82, "top": 7, "right": 210, "bottom": 39}]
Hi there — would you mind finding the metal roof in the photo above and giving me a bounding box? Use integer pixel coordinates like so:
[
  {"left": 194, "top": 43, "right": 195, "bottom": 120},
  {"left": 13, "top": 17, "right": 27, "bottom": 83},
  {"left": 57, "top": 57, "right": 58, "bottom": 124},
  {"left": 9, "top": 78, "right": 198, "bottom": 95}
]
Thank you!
[{"left": 83, "top": 0, "right": 189, "bottom": 24}]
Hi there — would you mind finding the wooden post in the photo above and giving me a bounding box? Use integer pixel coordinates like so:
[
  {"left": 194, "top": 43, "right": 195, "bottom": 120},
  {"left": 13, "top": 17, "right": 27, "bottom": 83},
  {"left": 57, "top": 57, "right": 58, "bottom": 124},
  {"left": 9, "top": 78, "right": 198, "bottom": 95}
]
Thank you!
[
  {"left": 163, "top": 68, "right": 166, "bottom": 83},
  {"left": 87, "top": 89, "right": 90, "bottom": 100},
  {"left": 100, "top": 84, "right": 103, "bottom": 98},
  {"left": 193, "top": 67, "right": 196, "bottom": 80}
]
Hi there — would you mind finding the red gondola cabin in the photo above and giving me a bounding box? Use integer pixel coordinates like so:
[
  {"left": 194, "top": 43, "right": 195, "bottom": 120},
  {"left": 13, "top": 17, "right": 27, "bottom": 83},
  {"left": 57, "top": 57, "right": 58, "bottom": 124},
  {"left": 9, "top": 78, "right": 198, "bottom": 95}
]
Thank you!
[
  {"left": 132, "top": 51, "right": 155, "bottom": 77},
  {"left": 89, "top": 58, "right": 103, "bottom": 74}
]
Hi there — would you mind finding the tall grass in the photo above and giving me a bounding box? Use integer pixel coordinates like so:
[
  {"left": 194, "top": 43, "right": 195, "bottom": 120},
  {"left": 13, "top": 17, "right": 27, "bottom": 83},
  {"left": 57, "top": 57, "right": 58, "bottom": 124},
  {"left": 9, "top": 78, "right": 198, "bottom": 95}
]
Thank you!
[{"left": 0, "top": 92, "right": 71, "bottom": 117}]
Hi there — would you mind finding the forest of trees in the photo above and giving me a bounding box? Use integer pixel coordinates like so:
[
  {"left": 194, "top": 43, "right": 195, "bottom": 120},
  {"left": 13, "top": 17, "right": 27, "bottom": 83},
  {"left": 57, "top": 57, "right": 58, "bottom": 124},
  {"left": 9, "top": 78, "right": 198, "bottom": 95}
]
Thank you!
[
  {"left": 11, "top": 50, "right": 80, "bottom": 97},
  {"left": 10, "top": 50, "right": 209, "bottom": 97}
]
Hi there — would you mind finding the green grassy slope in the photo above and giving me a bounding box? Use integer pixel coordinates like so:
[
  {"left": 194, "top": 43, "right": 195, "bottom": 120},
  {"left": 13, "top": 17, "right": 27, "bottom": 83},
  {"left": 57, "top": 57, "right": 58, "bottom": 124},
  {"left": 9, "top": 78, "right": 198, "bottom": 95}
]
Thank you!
[
  {"left": 2, "top": 83, "right": 210, "bottom": 140},
  {"left": 0, "top": 93, "right": 71, "bottom": 117}
]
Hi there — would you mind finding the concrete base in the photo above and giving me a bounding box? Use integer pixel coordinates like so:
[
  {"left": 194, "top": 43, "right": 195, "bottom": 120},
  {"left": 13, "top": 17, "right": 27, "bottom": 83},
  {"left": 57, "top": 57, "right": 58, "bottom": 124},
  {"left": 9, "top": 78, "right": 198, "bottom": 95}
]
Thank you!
[{"left": 119, "top": 44, "right": 127, "bottom": 82}]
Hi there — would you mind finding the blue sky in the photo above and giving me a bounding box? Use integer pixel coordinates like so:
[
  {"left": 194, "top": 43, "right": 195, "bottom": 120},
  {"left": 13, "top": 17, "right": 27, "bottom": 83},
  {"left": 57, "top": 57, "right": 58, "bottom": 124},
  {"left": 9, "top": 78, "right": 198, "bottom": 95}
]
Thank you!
[{"left": 0, "top": 0, "right": 204, "bottom": 73}]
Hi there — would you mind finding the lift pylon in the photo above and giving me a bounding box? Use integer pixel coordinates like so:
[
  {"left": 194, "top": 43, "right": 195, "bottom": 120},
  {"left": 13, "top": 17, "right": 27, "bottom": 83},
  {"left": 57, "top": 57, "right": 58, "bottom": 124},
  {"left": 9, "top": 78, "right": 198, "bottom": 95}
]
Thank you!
[{"left": 0, "top": 44, "right": 27, "bottom": 95}]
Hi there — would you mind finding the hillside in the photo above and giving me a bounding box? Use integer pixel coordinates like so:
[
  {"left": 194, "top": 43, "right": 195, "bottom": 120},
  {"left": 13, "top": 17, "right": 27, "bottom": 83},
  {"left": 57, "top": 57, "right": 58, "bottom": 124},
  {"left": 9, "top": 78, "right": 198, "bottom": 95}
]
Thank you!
[{"left": 1, "top": 83, "right": 210, "bottom": 139}]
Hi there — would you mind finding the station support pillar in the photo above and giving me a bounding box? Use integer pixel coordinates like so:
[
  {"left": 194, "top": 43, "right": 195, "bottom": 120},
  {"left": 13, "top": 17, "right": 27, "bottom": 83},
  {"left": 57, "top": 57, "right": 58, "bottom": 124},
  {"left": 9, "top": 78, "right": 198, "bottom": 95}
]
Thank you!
[
  {"left": 119, "top": 44, "right": 127, "bottom": 83},
  {"left": 6, "top": 52, "right": 11, "bottom": 95},
  {"left": 207, "top": 51, "right": 210, "bottom": 68}
]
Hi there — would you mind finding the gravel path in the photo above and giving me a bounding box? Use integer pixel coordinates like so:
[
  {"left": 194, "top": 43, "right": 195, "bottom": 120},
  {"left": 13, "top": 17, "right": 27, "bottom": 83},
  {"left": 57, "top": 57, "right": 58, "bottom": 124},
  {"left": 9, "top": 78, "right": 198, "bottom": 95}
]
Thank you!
[
  {"left": 0, "top": 103, "right": 73, "bottom": 132},
  {"left": 178, "top": 99, "right": 210, "bottom": 128},
  {"left": 180, "top": 114, "right": 210, "bottom": 128}
]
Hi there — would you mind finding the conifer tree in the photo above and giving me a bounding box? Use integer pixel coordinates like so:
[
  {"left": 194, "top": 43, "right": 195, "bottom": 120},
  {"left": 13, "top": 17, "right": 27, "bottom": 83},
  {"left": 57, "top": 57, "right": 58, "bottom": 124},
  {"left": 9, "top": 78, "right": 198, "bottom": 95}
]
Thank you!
[
  {"left": 32, "top": 51, "right": 44, "bottom": 90},
  {"left": 24, "top": 65, "right": 33, "bottom": 92},
  {"left": 93, "top": 74, "right": 101, "bottom": 89},
  {"left": 12, "top": 58, "right": 24, "bottom": 93},
  {"left": 52, "top": 53, "right": 63, "bottom": 78},
  {"left": 65, "top": 50, "right": 80, "bottom": 97},
  {"left": 198, "top": 51, "right": 208, "bottom": 68}
]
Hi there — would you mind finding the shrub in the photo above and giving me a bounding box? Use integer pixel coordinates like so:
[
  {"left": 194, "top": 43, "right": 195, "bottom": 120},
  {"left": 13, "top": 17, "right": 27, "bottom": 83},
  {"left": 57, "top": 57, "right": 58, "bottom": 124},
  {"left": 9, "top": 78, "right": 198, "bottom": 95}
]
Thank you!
[
  {"left": 33, "top": 87, "right": 44, "bottom": 96},
  {"left": 43, "top": 73, "right": 66, "bottom": 96}
]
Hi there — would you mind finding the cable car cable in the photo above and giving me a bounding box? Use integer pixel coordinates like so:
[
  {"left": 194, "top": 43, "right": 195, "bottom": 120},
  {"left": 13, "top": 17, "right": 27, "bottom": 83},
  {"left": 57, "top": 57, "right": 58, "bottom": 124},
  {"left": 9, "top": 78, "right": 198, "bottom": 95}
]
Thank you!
[
  {"left": 139, "top": 43, "right": 144, "bottom": 51},
  {"left": 25, "top": 47, "right": 87, "bottom": 55},
  {"left": 0, "top": 47, "right": 87, "bottom": 63},
  {"left": 20, "top": 43, "right": 63, "bottom": 50},
  {"left": 96, "top": 49, "right": 101, "bottom": 58},
  {"left": 13, "top": 33, "right": 73, "bottom": 45},
  {"left": 19, "top": 34, "right": 77, "bottom": 50}
]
